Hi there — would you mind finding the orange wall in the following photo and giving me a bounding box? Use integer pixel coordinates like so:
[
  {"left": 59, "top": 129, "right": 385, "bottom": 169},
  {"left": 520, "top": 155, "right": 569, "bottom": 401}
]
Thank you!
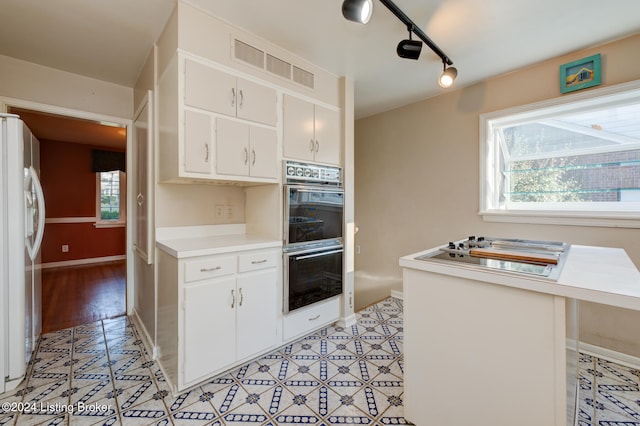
[{"left": 39, "top": 140, "right": 125, "bottom": 263}]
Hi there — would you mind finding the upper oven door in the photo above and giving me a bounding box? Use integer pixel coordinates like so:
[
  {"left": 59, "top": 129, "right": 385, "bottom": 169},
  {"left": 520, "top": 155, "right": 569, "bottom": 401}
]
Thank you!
[{"left": 285, "top": 185, "right": 344, "bottom": 247}]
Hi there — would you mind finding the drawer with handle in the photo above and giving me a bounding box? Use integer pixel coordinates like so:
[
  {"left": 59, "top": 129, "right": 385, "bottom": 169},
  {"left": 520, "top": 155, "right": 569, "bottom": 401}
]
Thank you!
[
  {"left": 238, "top": 250, "right": 278, "bottom": 273},
  {"left": 184, "top": 256, "right": 236, "bottom": 283},
  {"left": 282, "top": 296, "right": 340, "bottom": 341}
]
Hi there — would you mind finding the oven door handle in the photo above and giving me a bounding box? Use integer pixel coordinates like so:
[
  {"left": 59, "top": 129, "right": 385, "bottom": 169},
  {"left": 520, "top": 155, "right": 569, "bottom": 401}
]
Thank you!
[{"left": 293, "top": 248, "right": 344, "bottom": 261}]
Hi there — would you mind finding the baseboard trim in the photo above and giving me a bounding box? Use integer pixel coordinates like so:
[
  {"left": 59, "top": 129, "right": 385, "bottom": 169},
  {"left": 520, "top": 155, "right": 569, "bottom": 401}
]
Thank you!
[
  {"left": 579, "top": 342, "right": 640, "bottom": 368},
  {"left": 337, "top": 313, "right": 357, "bottom": 328},
  {"left": 390, "top": 290, "right": 403, "bottom": 300},
  {"left": 42, "top": 255, "right": 126, "bottom": 270},
  {"left": 130, "top": 308, "right": 157, "bottom": 360}
]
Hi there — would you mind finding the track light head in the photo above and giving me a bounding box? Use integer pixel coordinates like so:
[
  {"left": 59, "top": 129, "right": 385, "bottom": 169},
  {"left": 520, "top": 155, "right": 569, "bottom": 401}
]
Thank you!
[
  {"left": 342, "top": 0, "right": 373, "bottom": 24},
  {"left": 439, "top": 65, "right": 458, "bottom": 88},
  {"left": 396, "top": 39, "right": 422, "bottom": 60}
]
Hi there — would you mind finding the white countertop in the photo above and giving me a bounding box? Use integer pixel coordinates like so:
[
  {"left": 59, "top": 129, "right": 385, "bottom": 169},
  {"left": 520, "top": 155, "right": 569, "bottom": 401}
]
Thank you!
[
  {"left": 400, "top": 244, "right": 640, "bottom": 311},
  {"left": 156, "top": 224, "right": 282, "bottom": 258}
]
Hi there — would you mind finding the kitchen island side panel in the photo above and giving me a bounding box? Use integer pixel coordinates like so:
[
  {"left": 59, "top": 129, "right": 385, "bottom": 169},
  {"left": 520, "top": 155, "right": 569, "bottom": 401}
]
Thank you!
[{"left": 403, "top": 268, "right": 566, "bottom": 426}]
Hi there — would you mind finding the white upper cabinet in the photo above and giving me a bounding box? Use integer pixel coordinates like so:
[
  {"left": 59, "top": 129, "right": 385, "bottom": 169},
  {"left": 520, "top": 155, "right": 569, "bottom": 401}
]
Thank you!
[
  {"left": 216, "top": 118, "right": 278, "bottom": 179},
  {"left": 283, "top": 94, "right": 341, "bottom": 165},
  {"left": 158, "top": 54, "right": 280, "bottom": 184},
  {"left": 185, "top": 59, "right": 277, "bottom": 126},
  {"left": 184, "top": 110, "right": 212, "bottom": 175}
]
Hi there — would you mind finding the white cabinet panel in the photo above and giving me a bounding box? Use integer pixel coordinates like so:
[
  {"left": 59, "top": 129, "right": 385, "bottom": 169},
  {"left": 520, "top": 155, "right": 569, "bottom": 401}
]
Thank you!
[
  {"left": 282, "top": 297, "right": 340, "bottom": 341},
  {"left": 133, "top": 91, "right": 153, "bottom": 263},
  {"left": 236, "top": 269, "right": 277, "bottom": 360},
  {"left": 183, "top": 277, "right": 236, "bottom": 384},
  {"left": 185, "top": 59, "right": 236, "bottom": 117},
  {"left": 313, "top": 104, "right": 341, "bottom": 165},
  {"left": 283, "top": 94, "right": 341, "bottom": 165},
  {"left": 216, "top": 118, "right": 277, "bottom": 179},
  {"left": 216, "top": 118, "right": 250, "bottom": 176},
  {"left": 184, "top": 110, "right": 212, "bottom": 174},
  {"left": 283, "top": 95, "right": 315, "bottom": 162},
  {"left": 185, "top": 59, "right": 276, "bottom": 127},
  {"left": 238, "top": 250, "right": 278, "bottom": 273},
  {"left": 237, "top": 78, "right": 277, "bottom": 126},
  {"left": 184, "top": 255, "right": 236, "bottom": 283},
  {"left": 248, "top": 126, "right": 277, "bottom": 179}
]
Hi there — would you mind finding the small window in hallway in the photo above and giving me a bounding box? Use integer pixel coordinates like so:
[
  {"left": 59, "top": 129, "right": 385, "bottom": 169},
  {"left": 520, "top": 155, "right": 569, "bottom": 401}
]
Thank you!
[{"left": 96, "top": 170, "right": 126, "bottom": 225}]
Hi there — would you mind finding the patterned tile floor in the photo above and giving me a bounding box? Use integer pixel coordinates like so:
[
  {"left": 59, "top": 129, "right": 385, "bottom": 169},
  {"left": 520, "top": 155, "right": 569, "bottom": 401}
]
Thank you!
[
  {"left": 578, "top": 352, "right": 640, "bottom": 425},
  {"left": 0, "top": 297, "right": 638, "bottom": 425}
]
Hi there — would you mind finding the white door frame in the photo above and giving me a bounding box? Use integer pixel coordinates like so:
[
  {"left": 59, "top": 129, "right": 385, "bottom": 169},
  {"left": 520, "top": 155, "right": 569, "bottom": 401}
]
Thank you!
[{"left": 0, "top": 97, "right": 135, "bottom": 316}]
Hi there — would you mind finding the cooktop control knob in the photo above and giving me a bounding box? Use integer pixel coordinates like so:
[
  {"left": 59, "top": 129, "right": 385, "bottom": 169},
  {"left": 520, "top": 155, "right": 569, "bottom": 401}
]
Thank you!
[
  {"left": 287, "top": 166, "right": 295, "bottom": 176},
  {"left": 448, "top": 242, "right": 456, "bottom": 249},
  {"left": 478, "top": 236, "right": 485, "bottom": 242},
  {"left": 468, "top": 236, "right": 476, "bottom": 241},
  {"left": 296, "top": 168, "right": 303, "bottom": 176}
]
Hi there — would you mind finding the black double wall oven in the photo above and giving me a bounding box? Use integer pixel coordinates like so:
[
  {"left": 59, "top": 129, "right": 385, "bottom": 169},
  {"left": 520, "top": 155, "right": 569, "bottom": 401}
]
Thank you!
[{"left": 283, "top": 161, "right": 344, "bottom": 313}]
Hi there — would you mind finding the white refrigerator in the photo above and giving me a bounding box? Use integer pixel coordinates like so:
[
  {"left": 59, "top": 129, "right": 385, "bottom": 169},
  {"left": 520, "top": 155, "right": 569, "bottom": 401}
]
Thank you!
[{"left": 0, "top": 113, "right": 45, "bottom": 392}]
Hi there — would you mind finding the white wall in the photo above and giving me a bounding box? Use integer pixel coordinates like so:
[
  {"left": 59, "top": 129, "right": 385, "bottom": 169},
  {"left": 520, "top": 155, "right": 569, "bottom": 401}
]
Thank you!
[
  {"left": 355, "top": 33, "right": 640, "bottom": 356},
  {"left": 0, "top": 54, "right": 132, "bottom": 118}
]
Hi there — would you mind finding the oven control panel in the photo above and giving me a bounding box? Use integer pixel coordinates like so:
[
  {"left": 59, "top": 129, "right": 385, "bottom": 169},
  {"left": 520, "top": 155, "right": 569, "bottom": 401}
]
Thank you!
[{"left": 285, "top": 161, "right": 341, "bottom": 185}]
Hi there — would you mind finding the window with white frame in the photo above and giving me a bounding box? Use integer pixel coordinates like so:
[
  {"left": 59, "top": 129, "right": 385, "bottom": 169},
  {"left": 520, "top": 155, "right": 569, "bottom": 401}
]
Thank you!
[
  {"left": 480, "top": 81, "right": 640, "bottom": 227},
  {"left": 96, "top": 170, "right": 126, "bottom": 226}
]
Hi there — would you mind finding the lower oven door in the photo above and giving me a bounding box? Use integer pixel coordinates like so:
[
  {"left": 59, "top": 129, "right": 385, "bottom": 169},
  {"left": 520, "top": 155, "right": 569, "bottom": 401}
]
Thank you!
[{"left": 284, "top": 244, "right": 343, "bottom": 314}]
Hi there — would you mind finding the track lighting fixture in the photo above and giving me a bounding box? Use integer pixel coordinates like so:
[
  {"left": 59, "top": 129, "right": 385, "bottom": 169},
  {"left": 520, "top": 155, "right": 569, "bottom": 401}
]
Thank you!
[
  {"left": 396, "top": 28, "right": 422, "bottom": 60},
  {"left": 342, "top": 0, "right": 373, "bottom": 24},
  {"left": 342, "top": 0, "right": 456, "bottom": 87},
  {"left": 439, "top": 62, "right": 458, "bottom": 88}
]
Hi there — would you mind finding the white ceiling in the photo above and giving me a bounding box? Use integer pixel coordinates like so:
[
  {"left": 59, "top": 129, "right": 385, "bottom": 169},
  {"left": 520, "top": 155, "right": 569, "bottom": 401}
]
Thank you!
[{"left": 1, "top": 0, "right": 639, "bottom": 120}]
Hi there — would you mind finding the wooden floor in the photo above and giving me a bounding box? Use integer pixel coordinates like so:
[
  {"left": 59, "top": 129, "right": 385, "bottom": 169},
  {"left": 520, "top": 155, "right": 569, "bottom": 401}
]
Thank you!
[{"left": 41, "top": 260, "right": 126, "bottom": 333}]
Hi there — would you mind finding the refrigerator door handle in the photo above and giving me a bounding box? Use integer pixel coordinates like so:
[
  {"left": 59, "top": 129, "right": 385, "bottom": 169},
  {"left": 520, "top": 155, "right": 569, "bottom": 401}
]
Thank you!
[{"left": 26, "top": 166, "right": 45, "bottom": 261}]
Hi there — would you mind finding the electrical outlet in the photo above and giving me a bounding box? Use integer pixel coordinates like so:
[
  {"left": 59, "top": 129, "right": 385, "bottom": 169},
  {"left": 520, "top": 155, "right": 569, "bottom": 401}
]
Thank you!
[
  {"left": 215, "top": 204, "right": 225, "bottom": 218},
  {"left": 356, "top": 245, "right": 361, "bottom": 254},
  {"left": 226, "top": 205, "right": 233, "bottom": 219},
  {"left": 62, "top": 244, "right": 69, "bottom": 253}
]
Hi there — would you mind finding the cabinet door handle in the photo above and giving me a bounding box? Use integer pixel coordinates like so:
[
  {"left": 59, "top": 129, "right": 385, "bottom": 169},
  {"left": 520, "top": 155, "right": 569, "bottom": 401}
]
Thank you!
[
  {"left": 315, "top": 140, "right": 320, "bottom": 153},
  {"left": 308, "top": 314, "right": 321, "bottom": 321},
  {"left": 243, "top": 147, "right": 249, "bottom": 165},
  {"left": 231, "top": 88, "right": 236, "bottom": 107},
  {"left": 251, "top": 149, "right": 256, "bottom": 166},
  {"left": 205, "top": 143, "right": 209, "bottom": 162},
  {"left": 239, "top": 288, "right": 244, "bottom": 307},
  {"left": 239, "top": 89, "right": 244, "bottom": 109},
  {"left": 309, "top": 139, "right": 315, "bottom": 153},
  {"left": 231, "top": 289, "right": 235, "bottom": 309},
  {"left": 251, "top": 259, "right": 267, "bottom": 264},
  {"left": 137, "top": 193, "right": 144, "bottom": 206},
  {"left": 200, "top": 266, "right": 221, "bottom": 272}
]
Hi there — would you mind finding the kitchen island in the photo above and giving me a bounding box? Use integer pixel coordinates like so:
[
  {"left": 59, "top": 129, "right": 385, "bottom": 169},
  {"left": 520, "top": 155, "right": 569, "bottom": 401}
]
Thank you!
[{"left": 399, "top": 243, "right": 640, "bottom": 426}]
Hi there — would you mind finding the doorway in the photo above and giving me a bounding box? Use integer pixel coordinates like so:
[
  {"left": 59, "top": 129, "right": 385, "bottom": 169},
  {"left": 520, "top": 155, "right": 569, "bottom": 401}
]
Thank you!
[{"left": 8, "top": 106, "right": 129, "bottom": 333}]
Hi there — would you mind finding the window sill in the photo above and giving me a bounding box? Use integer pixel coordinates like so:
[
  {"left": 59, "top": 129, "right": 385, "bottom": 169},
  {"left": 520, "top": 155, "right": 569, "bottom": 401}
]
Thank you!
[
  {"left": 480, "top": 210, "right": 640, "bottom": 228},
  {"left": 94, "top": 221, "right": 126, "bottom": 229}
]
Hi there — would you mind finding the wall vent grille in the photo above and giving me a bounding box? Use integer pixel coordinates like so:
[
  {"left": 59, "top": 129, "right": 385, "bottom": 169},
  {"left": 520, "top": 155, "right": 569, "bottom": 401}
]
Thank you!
[
  {"left": 266, "top": 54, "right": 291, "bottom": 80},
  {"left": 234, "top": 39, "right": 264, "bottom": 69},
  {"left": 293, "top": 66, "right": 315, "bottom": 89},
  {"left": 233, "top": 38, "right": 315, "bottom": 90}
]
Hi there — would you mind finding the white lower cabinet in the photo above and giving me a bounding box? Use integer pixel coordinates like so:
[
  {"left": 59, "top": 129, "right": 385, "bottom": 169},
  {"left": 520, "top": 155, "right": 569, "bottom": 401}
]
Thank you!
[
  {"left": 183, "top": 276, "right": 236, "bottom": 384},
  {"left": 282, "top": 296, "right": 340, "bottom": 341},
  {"left": 157, "top": 247, "right": 279, "bottom": 392},
  {"left": 236, "top": 268, "right": 277, "bottom": 360}
]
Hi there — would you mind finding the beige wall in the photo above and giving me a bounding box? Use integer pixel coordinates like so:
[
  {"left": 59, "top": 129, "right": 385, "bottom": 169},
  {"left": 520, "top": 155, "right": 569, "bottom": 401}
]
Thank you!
[
  {"left": 0, "top": 54, "right": 132, "bottom": 118},
  {"left": 355, "top": 33, "right": 640, "bottom": 356}
]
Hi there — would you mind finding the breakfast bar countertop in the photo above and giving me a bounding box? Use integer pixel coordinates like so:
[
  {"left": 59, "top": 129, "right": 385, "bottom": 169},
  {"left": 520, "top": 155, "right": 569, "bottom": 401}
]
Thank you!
[{"left": 400, "top": 244, "right": 640, "bottom": 311}]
